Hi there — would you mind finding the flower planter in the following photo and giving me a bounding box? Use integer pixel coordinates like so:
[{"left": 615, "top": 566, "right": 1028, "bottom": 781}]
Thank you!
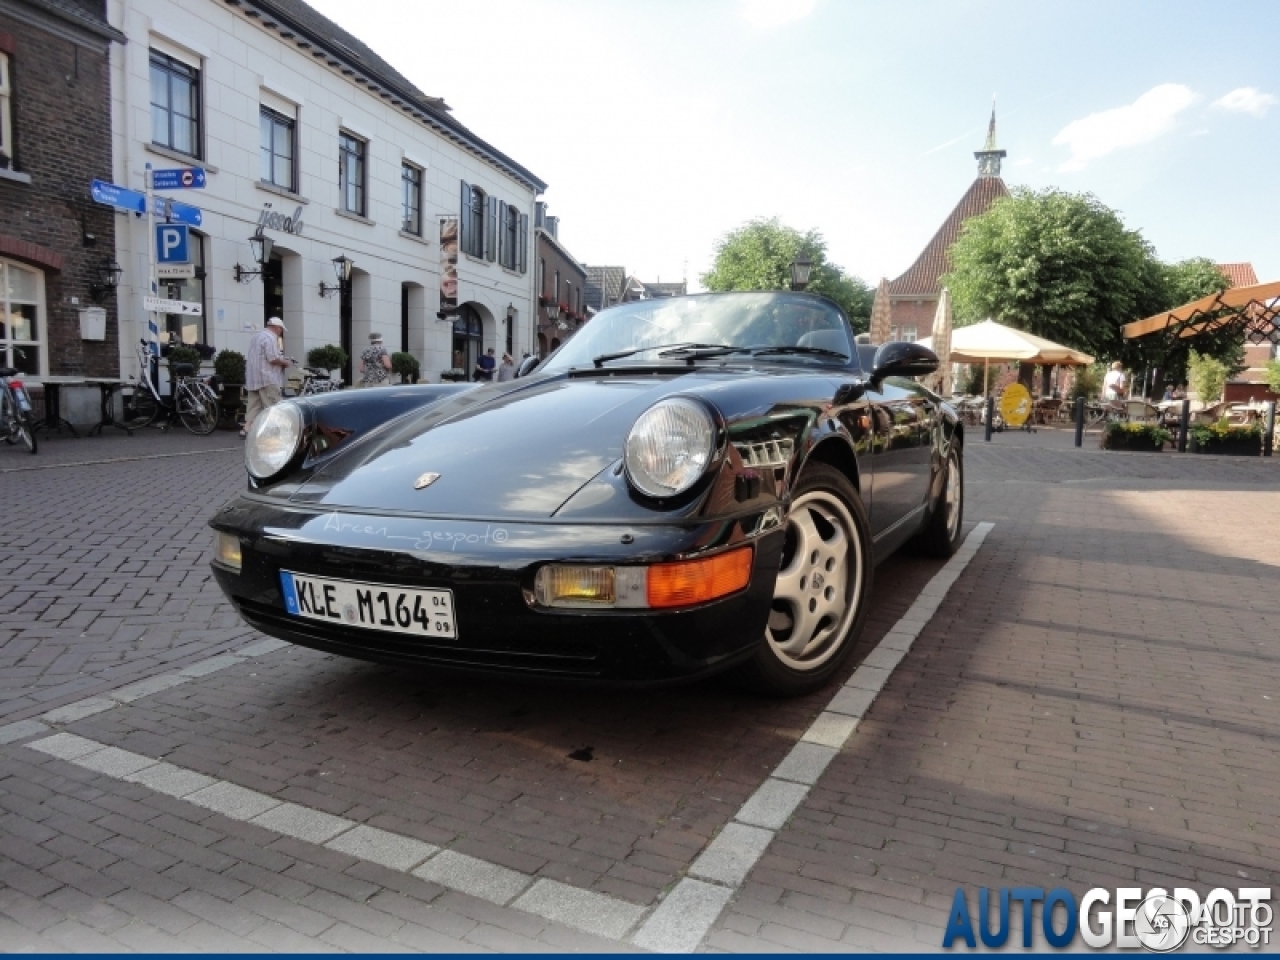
[
  {"left": 1189, "top": 437, "right": 1260, "bottom": 456},
  {"left": 1100, "top": 434, "right": 1164, "bottom": 452}
]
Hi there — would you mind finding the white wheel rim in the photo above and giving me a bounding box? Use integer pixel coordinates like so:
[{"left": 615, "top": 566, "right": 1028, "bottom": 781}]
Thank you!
[
  {"left": 766, "top": 489, "right": 863, "bottom": 671},
  {"left": 944, "top": 453, "right": 961, "bottom": 539}
]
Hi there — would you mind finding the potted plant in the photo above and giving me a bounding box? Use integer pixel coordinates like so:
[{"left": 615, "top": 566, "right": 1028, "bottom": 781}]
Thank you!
[
  {"left": 1100, "top": 421, "right": 1170, "bottom": 452},
  {"left": 391, "top": 352, "right": 420, "bottom": 384},
  {"left": 166, "top": 344, "right": 202, "bottom": 371},
  {"left": 1189, "top": 419, "right": 1262, "bottom": 456},
  {"left": 213, "top": 349, "right": 246, "bottom": 427},
  {"left": 307, "top": 344, "right": 348, "bottom": 380}
]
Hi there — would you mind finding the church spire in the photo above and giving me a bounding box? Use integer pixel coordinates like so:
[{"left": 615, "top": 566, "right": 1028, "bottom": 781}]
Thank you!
[{"left": 974, "top": 101, "right": 1006, "bottom": 178}]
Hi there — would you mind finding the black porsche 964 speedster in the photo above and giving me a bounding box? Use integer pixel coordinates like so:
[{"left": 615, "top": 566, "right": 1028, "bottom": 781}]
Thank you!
[{"left": 210, "top": 291, "right": 963, "bottom": 696}]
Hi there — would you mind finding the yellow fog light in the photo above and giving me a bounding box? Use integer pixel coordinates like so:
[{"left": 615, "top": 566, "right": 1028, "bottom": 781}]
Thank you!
[
  {"left": 535, "top": 565, "right": 615, "bottom": 607},
  {"left": 215, "top": 531, "right": 242, "bottom": 572}
]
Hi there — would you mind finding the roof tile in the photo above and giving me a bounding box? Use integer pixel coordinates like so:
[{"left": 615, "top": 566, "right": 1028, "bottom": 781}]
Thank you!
[{"left": 887, "top": 176, "right": 1009, "bottom": 298}]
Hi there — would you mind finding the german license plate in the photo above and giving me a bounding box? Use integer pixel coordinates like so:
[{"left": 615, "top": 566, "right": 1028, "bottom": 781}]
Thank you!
[{"left": 279, "top": 571, "right": 456, "bottom": 639}]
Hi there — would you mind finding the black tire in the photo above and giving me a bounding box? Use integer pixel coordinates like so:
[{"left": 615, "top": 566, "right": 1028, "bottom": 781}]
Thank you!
[
  {"left": 736, "top": 462, "right": 873, "bottom": 697},
  {"left": 913, "top": 442, "right": 964, "bottom": 558},
  {"left": 179, "top": 393, "right": 219, "bottom": 436},
  {"left": 121, "top": 385, "right": 159, "bottom": 429},
  {"left": 16, "top": 412, "right": 36, "bottom": 454}
]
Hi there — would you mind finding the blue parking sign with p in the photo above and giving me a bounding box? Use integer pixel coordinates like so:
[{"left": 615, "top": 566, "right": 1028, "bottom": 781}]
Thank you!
[{"left": 156, "top": 224, "right": 190, "bottom": 264}]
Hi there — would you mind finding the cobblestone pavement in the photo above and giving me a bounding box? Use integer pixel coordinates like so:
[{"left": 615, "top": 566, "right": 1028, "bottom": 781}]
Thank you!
[{"left": 0, "top": 429, "right": 1277, "bottom": 951}]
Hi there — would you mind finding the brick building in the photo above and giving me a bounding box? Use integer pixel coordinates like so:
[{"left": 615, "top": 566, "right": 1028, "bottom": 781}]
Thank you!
[
  {"left": 0, "top": 0, "right": 124, "bottom": 379},
  {"left": 882, "top": 111, "right": 1009, "bottom": 342},
  {"left": 533, "top": 203, "right": 586, "bottom": 354}
]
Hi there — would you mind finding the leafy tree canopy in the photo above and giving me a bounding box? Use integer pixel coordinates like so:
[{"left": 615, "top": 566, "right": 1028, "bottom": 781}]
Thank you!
[
  {"left": 701, "top": 217, "right": 873, "bottom": 331},
  {"left": 942, "top": 188, "right": 1240, "bottom": 392}
]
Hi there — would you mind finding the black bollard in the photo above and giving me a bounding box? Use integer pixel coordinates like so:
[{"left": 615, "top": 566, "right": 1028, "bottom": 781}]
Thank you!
[
  {"left": 1265, "top": 401, "right": 1276, "bottom": 458},
  {"left": 984, "top": 396, "right": 995, "bottom": 442},
  {"left": 1073, "top": 396, "right": 1085, "bottom": 447},
  {"left": 1177, "top": 398, "right": 1191, "bottom": 453}
]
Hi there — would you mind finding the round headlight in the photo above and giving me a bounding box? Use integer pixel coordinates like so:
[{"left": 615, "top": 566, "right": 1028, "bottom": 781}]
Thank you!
[
  {"left": 624, "top": 398, "right": 716, "bottom": 498},
  {"left": 245, "top": 402, "right": 303, "bottom": 479}
]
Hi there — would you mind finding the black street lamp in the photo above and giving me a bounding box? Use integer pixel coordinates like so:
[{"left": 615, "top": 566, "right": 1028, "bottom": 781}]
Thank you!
[
  {"left": 319, "top": 254, "right": 353, "bottom": 298},
  {"left": 234, "top": 232, "right": 273, "bottom": 283},
  {"left": 790, "top": 254, "right": 813, "bottom": 291},
  {"left": 89, "top": 259, "right": 123, "bottom": 302},
  {"left": 319, "top": 255, "right": 356, "bottom": 384}
]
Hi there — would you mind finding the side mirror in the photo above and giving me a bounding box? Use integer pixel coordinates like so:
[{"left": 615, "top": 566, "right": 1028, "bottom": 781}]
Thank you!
[
  {"left": 869, "top": 341, "right": 938, "bottom": 388},
  {"left": 515, "top": 355, "right": 541, "bottom": 379}
]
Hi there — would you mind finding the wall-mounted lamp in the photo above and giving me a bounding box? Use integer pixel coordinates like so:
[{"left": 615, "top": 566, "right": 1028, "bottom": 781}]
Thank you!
[
  {"left": 88, "top": 259, "right": 122, "bottom": 302},
  {"left": 234, "top": 231, "right": 274, "bottom": 283},
  {"left": 319, "top": 254, "right": 353, "bottom": 298}
]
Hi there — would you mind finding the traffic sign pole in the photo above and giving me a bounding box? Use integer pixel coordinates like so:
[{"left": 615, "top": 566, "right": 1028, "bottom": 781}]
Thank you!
[{"left": 145, "top": 163, "right": 159, "bottom": 386}]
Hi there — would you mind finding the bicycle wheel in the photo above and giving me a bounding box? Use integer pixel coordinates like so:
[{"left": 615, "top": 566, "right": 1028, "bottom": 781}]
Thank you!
[
  {"left": 15, "top": 411, "right": 36, "bottom": 454},
  {"left": 121, "top": 384, "right": 160, "bottom": 429},
  {"left": 178, "top": 389, "right": 219, "bottom": 436}
]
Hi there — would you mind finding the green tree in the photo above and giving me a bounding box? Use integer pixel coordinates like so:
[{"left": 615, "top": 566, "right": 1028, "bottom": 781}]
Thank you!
[{"left": 701, "top": 217, "right": 873, "bottom": 331}]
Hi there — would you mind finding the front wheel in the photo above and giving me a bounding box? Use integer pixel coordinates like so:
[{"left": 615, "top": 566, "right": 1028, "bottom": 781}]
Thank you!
[
  {"left": 736, "top": 462, "right": 873, "bottom": 696},
  {"left": 16, "top": 412, "right": 36, "bottom": 454}
]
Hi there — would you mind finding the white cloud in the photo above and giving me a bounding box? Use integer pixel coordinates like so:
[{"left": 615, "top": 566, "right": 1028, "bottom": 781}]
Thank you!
[
  {"left": 1052, "top": 83, "right": 1198, "bottom": 171},
  {"left": 739, "top": 0, "right": 817, "bottom": 30},
  {"left": 1212, "top": 87, "right": 1277, "bottom": 117}
]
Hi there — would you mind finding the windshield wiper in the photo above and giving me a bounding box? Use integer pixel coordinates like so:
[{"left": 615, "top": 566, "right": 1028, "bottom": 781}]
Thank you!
[
  {"left": 749, "top": 345, "right": 849, "bottom": 360},
  {"left": 592, "top": 342, "right": 733, "bottom": 368}
]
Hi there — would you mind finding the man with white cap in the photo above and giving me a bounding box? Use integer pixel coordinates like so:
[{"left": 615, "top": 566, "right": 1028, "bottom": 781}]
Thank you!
[{"left": 244, "top": 316, "right": 292, "bottom": 436}]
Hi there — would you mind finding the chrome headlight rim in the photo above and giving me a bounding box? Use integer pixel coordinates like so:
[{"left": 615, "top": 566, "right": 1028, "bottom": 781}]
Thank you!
[
  {"left": 623, "top": 396, "right": 720, "bottom": 500},
  {"left": 245, "top": 401, "right": 305, "bottom": 480}
]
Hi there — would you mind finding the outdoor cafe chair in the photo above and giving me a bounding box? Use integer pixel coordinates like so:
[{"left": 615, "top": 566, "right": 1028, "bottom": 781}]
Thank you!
[
  {"left": 1124, "top": 399, "right": 1160, "bottom": 423},
  {"left": 1191, "top": 401, "right": 1230, "bottom": 425}
]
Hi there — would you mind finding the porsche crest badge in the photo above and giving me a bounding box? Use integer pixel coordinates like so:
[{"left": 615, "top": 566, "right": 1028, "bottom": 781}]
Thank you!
[{"left": 414, "top": 472, "right": 441, "bottom": 490}]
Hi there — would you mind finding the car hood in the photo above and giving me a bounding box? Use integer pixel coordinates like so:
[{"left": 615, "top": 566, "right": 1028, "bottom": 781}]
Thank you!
[{"left": 288, "top": 373, "right": 718, "bottom": 519}]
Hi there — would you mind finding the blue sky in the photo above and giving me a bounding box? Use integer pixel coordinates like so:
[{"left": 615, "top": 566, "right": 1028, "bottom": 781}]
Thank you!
[{"left": 311, "top": 0, "right": 1279, "bottom": 295}]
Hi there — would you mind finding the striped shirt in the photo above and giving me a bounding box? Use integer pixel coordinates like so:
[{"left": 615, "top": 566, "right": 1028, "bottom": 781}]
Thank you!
[{"left": 245, "top": 328, "right": 285, "bottom": 391}]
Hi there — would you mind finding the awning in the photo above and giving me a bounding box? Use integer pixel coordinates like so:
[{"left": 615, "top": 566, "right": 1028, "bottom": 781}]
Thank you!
[{"left": 1122, "top": 280, "right": 1280, "bottom": 340}]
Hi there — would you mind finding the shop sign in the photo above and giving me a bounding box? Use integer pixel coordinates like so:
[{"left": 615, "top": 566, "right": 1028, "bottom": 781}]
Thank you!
[{"left": 257, "top": 203, "right": 304, "bottom": 236}]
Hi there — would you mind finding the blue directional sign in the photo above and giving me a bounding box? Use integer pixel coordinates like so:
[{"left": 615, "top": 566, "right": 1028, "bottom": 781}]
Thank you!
[
  {"left": 90, "top": 179, "right": 146, "bottom": 214},
  {"left": 152, "top": 196, "right": 203, "bottom": 227},
  {"left": 156, "top": 224, "right": 190, "bottom": 264},
  {"left": 152, "top": 167, "right": 207, "bottom": 190}
]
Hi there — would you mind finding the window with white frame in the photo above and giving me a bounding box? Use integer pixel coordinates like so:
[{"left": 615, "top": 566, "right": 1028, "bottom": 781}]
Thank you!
[
  {"left": 500, "top": 203, "right": 519, "bottom": 270},
  {"left": 402, "top": 162, "right": 422, "bottom": 235},
  {"left": 259, "top": 107, "right": 295, "bottom": 191},
  {"left": 150, "top": 50, "right": 200, "bottom": 157},
  {"left": 460, "top": 182, "right": 486, "bottom": 258},
  {"left": 0, "top": 54, "right": 12, "bottom": 169},
  {"left": 889, "top": 324, "right": 918, "bottom": 343},
  {"left": 339, "top": 131, "right": 366, "bottom": 215},
  {"left": 0, "top": 259, "right": 45, "bottom": 375}
]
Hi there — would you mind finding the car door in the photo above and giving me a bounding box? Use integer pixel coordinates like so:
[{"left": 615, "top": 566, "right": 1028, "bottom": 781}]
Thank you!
[{"left": 864, "top": 378, "right": 933, "bottom": 538}]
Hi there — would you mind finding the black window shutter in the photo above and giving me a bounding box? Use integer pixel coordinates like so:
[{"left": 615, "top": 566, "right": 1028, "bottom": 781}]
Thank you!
[
  {"left": 518, "top": 213, "right": 528, "bottom": 274},
  {"left": 485, "top": 195, "right": 497, "bottom": 262},
  {"left": 459, "top": 180, "right": 471, "bottom": 257},
  {"left": 497, "top": 201, "right": 507, "bottom": 268}
]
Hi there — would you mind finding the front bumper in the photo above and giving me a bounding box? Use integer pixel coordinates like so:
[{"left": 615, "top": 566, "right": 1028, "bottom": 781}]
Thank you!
[{"left": 209, "top": 498, "right": 785, "bottom": 685}]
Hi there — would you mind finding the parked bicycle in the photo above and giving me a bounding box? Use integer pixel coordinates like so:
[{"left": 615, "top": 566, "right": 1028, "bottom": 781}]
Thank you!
[
  {"left": 0, "top": 366, "right": 37, "bottom": 454},
  {"left": 121, "top": 340, "right": 221, "bottom": 435},
  {"left": 285, "top": 362, "right": 341, "bottom": 397}
]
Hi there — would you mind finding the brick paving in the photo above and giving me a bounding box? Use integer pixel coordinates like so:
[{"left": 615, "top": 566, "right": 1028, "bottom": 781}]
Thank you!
[{"left": 1, "top": 429, "right": 1277, "bottom": 950}]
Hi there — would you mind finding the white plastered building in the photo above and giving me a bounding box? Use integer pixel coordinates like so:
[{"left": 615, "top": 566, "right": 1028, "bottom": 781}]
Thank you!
[{"left": 108, "top": 0, "right": 544, "bottom": 384}]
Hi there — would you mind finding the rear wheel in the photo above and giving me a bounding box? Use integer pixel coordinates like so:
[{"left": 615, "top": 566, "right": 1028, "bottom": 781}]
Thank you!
[
  {"left": 178, "top": 390, "right": 219, "bottom": 435},
  {"left": 913, "top": 444, "right": 963, "bottom": 558},
  {"left": 736, "top": 463, "right": 872, "bottom": 696},
  {"left": 15, "top": 412, "right": 36, "bottom": 454},
  {"left": 121, "top": 384, "right": 159, "bottom": 429}
]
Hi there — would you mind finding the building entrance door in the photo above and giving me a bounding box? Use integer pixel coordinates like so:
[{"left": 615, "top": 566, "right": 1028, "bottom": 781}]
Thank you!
[
  {"left": 452, "top": 305, "right": 482, "bottom": 380},
  {"left": 263, "top": 256, "right": 283, "bottom": 324}
]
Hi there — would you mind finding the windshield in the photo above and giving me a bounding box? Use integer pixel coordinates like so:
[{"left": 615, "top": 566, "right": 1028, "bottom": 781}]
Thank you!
[{"left": 540, "top": 292, "right": 855, "bottom": 373}]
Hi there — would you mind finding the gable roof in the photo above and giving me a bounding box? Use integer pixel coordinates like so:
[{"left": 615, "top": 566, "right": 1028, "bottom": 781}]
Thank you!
[
  {"left": 887, "top": 175, "right": 1009, "bottom": 299},
  {"left": 1217, "top": 262, "right": 1259, "bottom": 288},
  {"left": 234, "top": 0, "right": 547, "bottom": 192},
  {"left": 584, "top": 266, "right": 626, "bottom": 310}
]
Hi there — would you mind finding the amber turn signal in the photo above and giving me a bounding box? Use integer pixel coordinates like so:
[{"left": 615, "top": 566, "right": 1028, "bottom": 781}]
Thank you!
[{"left": 647, "top": 545, "right": 753, "bottom": 609}]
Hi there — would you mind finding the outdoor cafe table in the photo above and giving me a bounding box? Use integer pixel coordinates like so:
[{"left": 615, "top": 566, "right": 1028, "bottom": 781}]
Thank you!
[
  {"left": 84, "top": 378, "right": 131, "bottom": 435},
  {"left": 30, "top": 376, "right": 85, "bottom": 437}
]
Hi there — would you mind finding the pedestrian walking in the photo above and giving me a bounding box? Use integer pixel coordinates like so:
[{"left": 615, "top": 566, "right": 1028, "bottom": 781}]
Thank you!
[
  {"left": 360, "top": 332, "right": 392, "bottom": 387},
  {"left": 1102, "top": 361, "right": 1127, "bottom": 401},
  {"left": 243, "top": 316, "right": 291, "bottom": 436},
  {"left": 496, "top": 352, "right": 516, "bottom": 382}
]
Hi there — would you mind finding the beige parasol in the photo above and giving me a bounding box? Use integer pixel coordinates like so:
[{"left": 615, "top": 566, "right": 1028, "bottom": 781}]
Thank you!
[
  {"left": 868, "top": 277, "right": 893, "bottom": 346},
  {"left": 917, "top": 319, "right": 1093, "bottom": 395},
  {"left": 928, "top": 287, "right": 953, "bottom": 394}
]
